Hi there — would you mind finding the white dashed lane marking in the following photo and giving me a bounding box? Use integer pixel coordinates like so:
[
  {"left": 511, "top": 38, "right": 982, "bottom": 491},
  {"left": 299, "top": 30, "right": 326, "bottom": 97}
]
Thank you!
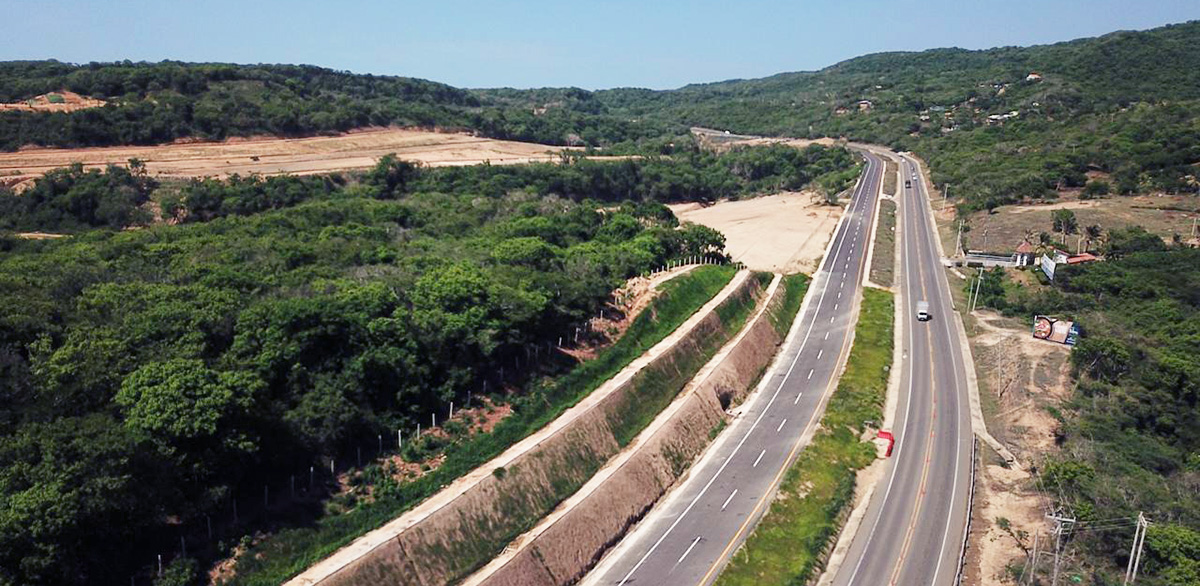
[
  {"left": 721, "top": 489, "right": 738, "bottom": 511},
  {"left": 676, "top": 536, "right": 702, "bottom": 566},
  {"left": 753, "top": 449, "right": 766, "bottom": 467}
]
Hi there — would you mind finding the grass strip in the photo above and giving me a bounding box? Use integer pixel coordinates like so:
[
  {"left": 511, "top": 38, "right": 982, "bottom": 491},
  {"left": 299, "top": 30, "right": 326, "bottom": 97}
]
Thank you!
[
  {"left": 870, "top": 199, "right": 897, "bottom": 287},
  {"left": 715, "top": 287, "right": 894, "bottom": 586},
  {"left": 883, "top": 160, "right": 898, "bottom": 196},
  {"left": 232, "top": 266, "right": 738, "bottom": 585},
  {"left": 608, "top": 271, "right": 771, "bottom": 447},
  {"left": 769, "top": 273, "right": 811, "bottom": 338}
]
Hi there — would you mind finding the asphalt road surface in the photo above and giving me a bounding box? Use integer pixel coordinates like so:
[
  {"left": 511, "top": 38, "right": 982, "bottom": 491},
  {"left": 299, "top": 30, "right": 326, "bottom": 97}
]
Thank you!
[
  {"left": 583, "top": 151, "right": 885, "bottom": 586},
  {"left": 827, "top": 152, "right": 974, "bottom": 586}
]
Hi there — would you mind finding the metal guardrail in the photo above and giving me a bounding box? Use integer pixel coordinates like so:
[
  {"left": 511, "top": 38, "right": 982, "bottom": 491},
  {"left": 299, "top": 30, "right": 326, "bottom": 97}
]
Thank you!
[{"left": 954, "top": 437, "right": 980, "bottom": 585}]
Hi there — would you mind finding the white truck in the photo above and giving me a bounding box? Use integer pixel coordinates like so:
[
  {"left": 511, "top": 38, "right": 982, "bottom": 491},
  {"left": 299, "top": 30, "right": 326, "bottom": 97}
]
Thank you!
[{"left": 916, "top": 301, "right": 931, "bottom": 321}]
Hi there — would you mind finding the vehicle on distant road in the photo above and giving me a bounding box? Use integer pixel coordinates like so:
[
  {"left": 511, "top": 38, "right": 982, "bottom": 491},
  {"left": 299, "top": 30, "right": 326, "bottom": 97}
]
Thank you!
[
  {"left": 916, "top": 300, "right": 931, "bottom": 321},
  {"left": 904, "top": 179, "right": 912, "bottom": 189}
]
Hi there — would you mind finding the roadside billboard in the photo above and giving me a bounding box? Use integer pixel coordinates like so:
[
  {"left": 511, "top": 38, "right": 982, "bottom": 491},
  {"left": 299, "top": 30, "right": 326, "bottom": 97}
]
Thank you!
[
  {"left": 1033, "top": 315, "right": 1079, "bottom": 345},
  {"left": 1040, "top": 254, "right": 1057, "bottom": 281}
]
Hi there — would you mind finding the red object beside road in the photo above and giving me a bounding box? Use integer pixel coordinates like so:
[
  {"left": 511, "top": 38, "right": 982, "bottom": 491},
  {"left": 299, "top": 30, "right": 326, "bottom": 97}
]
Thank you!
[{"left": 877, "top": 430, "right": 895, "bottom": 457}]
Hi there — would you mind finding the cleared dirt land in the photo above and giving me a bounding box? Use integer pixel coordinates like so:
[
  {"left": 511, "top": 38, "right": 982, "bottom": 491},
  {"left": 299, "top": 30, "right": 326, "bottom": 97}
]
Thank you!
[
  {"left": 670, "top": 192, "right": 841, "bottom": 273},
  {"left": 966, "top": 194, "right": 1200, "bottom": 251},
  {"left": 0, "top": 127, "right": 579, "bottom": 188},
  {"left": 0, "top": 90, "right": 106, "bottom": 113}
]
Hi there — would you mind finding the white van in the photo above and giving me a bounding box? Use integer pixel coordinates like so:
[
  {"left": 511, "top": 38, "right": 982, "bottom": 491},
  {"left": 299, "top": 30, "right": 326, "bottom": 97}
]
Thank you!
[{"left": 916, "top": 301, "right": 931, "bottom": 321}]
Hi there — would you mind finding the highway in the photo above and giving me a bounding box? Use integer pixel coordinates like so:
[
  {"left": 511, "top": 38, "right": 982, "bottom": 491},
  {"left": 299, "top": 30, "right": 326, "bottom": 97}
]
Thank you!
[
  {"left": 827, "top": 151, "right": 974, "bottom": 586},
  {"left": 582, "top": 151, "right": 886, "bottom": 586}
]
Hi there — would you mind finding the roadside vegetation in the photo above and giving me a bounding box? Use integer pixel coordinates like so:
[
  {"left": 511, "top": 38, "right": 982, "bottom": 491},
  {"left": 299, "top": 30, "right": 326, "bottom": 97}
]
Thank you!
[
  {"left": 968, "top": 235, "right": 1199, "bottom": 585},
  {"left": 0, "top": 142, "right": 852, "bottom": 585},
  {"left": 882, "top": 160, "right": 898, "bottom": 196},
  {"left": 232, "top": 265, "right": 743, "bottom": 586},
  {"left": 715, "top": 287, "right": 894, "bottom": 586},
  {"left": 768, "top": 273, "right": 811, "bottom": 338},
  {"left": 869, "top": 200, "right": 897, "bottom": 287}
]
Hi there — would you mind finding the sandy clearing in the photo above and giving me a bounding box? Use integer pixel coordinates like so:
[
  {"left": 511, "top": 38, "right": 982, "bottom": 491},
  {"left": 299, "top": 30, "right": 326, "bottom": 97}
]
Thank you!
[
  {"left": 0, "top": 90, "right": 106, "bottom": 113},
  {"left": 0, "top": 127, "right": 590, "bottom": 185},
  {"left": 965, "top": 311, "right": 1071, "bottom": 583},
  {"left": 690, "top": 127, "right": 840, "bottom": 153},
  {"left": 669, "top": 192, "right": 841, "bottom": 273}
]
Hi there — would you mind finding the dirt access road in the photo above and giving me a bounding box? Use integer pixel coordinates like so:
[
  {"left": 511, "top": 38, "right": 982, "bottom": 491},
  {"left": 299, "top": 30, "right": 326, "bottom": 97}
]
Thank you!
[{"left": 0, "top": 127, "right": 582, "bottom": 189}]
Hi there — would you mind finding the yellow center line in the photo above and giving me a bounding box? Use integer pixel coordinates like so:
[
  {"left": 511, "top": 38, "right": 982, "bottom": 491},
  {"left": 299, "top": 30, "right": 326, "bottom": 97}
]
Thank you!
[{"left": 887, "top": 168, "right": 939, "bottom": 585}]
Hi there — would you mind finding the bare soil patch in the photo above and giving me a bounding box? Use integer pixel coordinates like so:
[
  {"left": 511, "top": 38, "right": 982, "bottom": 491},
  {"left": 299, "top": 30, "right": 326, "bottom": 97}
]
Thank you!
[
  {"left": 690, "top": 127, "right": 840, "bottom": 153},
  {"left": 966, "top": 311, "right": 1072, "bottom": 583},
  {"left": 0, "top": 127, "right": 585, "bottom": 184},
  {"left": 958, "top": 195, "right": 1199, "bottom": 254},
  {"left": 0, "top": 90, "right": 106, "bottom": 113},
  {"left": 669, "top": 193, "right": 841, "bottom": 273}
]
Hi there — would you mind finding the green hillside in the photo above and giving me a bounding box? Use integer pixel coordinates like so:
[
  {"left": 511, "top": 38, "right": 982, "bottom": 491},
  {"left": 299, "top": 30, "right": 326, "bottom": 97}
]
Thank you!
[
  {"left": 0, "top": 61, "right": 673, "bottom": 151},
  {"left": 591, "top": 21, "right": 1200, "bottom": 211}
]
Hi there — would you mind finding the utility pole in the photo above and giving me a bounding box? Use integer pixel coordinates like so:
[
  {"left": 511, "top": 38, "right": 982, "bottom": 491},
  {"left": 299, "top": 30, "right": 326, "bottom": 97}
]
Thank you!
[
  {"left": 942, "top": 183, "right": 950, "bottom": 211},
  {"left": 955, "top": 220, "right": 964, "bottom": 257},
  {"left": 970, "top": 267, "right": 984, "bottom": 313},
  {"left": 1046, "top": 510, "right": 1076, "bottom": 586},
  {"left": 1124, "top": 512, "right": 1150, "bottom": 585},
  {"left": 1025, "top": 529, "right": 1041, "bottom": 585}
]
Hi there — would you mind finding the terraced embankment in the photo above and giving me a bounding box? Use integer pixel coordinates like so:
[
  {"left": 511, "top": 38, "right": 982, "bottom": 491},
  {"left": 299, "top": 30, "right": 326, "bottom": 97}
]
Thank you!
[
  {"left": 293, "top": 268, "right": 782, "bottom": 586},
  {"left": 471, "top": 273, "right": 810, "bottom": 586}
]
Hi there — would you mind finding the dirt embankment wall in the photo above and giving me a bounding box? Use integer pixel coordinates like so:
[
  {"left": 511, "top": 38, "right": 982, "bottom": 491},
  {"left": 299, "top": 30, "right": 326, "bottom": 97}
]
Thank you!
[
  {"left": 320, "top": 273, "right": 771, "bottom": 586},
  {"left": 480, "top": 275, "right": 793, "bottom": 586}
]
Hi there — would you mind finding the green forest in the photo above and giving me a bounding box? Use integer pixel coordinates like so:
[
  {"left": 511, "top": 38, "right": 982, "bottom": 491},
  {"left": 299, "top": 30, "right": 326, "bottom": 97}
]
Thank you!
[
  {"left": 972, "top": 236, "right": 1200, "bottom": 585},
  {"left": 0, "top": 61, "right": 675, "bottom": 151},
  {"left": 0, "top": 144, "right": 853, "bottom": 585},
  {"left": 586, "top": 21, "right": 1200, "bottom": 213},
  {"left": 6, "top": 23, "right": 1200, "bottom": 212},
  {"left": 2, "top": 17, "right": 1200, "bottom": 586}
]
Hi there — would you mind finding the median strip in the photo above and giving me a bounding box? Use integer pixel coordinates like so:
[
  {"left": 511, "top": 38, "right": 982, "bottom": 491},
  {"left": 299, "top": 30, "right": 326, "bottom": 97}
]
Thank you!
[{"left": 714, "top": 287, "right": 895, "bottom": 586}]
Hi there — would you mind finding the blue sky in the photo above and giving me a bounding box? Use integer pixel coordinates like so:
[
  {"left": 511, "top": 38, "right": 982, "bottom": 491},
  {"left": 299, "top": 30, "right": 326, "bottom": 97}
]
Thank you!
[{"left": 2, "top": 0, "right": 1198, "bottom": 89}]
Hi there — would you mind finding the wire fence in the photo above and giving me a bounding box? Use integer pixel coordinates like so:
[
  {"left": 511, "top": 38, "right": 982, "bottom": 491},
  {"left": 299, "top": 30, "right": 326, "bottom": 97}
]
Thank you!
[{"left": 132, "top": 254, "right": 746, "bottom": 583}]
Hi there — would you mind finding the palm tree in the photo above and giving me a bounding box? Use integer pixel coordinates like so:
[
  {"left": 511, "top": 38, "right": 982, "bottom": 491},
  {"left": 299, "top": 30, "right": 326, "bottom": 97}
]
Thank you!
[
  {"left": 1084, "top": 224, "right": 1103, "bottom": 253},
  {"left": 1036, "top": 231, "right": 1055, "bottom": 257}
]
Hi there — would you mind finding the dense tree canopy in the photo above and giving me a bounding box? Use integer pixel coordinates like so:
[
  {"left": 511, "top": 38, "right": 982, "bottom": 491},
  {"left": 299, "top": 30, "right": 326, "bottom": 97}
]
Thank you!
[
  {"left": 0, "top": 143, "right": 855, "bottom": 584},
  {"left": 0, "top": 61, "right": 674, "bottom": 151}
]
